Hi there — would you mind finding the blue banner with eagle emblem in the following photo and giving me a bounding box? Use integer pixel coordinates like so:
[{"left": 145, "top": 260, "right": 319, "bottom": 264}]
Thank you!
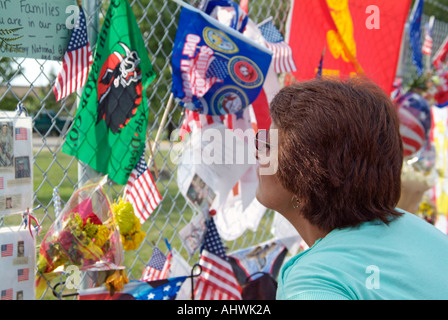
[{"left": 171, "top": 0, "right": 272, "bottom": 116}]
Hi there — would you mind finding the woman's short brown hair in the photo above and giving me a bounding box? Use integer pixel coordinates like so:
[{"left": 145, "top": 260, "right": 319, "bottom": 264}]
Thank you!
[{"left": 270, "top": 77, "right": 403, "bottom": 232}]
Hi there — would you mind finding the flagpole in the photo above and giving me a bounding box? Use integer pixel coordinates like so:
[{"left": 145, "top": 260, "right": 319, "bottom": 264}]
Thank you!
[
  {"left": 149, "top": 93, "right": 174, "bottom": 162},
  {"left": 146, "top": 139, "right": 159, "bottom": 180}
]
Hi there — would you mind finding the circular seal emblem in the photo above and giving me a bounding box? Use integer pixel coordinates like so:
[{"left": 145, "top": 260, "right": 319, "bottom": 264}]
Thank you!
[
  {"left": 211, "top": 86, "right": 249, "bottom": 115},
  {"left": 203, "top": 27, "right": 238, "bottom": 54},
  {"left": 228, "top": 56, "right": 264, "bottom": 89}
]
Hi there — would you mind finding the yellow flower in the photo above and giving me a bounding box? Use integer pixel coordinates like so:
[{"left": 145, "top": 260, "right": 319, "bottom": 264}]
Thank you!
[
  {"left": 105, "top": 270, "right": 129, "bottom": 295},
  {"left": 94, "top": 225, "right": 110, "bottom": 247},
  {"left": 112, "top": 198, "right": 146, "bottom": 251},
  {"left": 84, "top": 221, "right": 99, "bottom": 239},
  {"left": 112, "top": 199, "right": 136, "bottom": 235},
  {"left": 64, "top": 212, "right": 84, "bottom": 238},
  {"left": 79, "top": 240, "right": 104, "bottom": 260},
  {"left": 121, "top": 229, "right": 145, "bottom": 251}
]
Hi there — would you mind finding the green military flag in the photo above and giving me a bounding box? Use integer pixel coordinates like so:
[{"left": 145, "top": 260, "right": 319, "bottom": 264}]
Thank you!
[{"left": 63, "top": 0, "right": 156, "bottom": 185}]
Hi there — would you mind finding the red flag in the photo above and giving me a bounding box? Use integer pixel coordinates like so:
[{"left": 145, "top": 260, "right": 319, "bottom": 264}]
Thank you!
[
  {"left": 53, "top": 7, "right": 92, "bottom": 101},
  {"left": 286, "top": 0, "right": 411, "bottom": 95}
]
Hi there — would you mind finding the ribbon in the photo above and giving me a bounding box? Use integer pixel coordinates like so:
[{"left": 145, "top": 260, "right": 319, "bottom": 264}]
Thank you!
[{"left": 22, "top": 206, "right": 42, "bottom": 239}]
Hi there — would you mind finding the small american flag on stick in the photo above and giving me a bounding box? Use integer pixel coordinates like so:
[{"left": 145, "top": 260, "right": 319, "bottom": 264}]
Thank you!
[
  {"left": 193, "top": 217, "right": 242, "bottom": 300},
  {"left": 258, "top": 17, "right": 296, "bottom": 74},
  {"left": 53, "top": 6, "right": 93, "bottom": 101},
  {"left": 141, "top": 247, "right": 172, "bottom": 281},
  {"left": 124, "top": 154, "right": 162, "bottom": 224}
]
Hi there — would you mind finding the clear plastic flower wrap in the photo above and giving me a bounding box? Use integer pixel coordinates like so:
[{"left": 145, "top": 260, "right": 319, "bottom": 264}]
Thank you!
[{"left": 36, "top": 176, "right": 124, "bottom": 297}]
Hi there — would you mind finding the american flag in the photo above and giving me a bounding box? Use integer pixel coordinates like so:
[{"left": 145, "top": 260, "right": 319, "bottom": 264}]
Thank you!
[
  {"left": 422, "top": 16, "right": 435, "bottom": 56},
  {"left": 18, "top": 268, "right": 29, "bottom": 282},
  {"left": 1, "top": 289, "right": 13, "bottom": 301},
  {"left": 141, "top": 247, "right": 171, "bottom": 281},
  {"left": 1, "top": 243, "right": 13, "bottom": 257},
  {"left": 179, "top": 109, "right": 225, "bottom": 141},
  {"left": 79, "top": 276, "right": 187, "bottom": 300},
  {"left": 15, "top": 127, "right": 27, "bottom": 140},
  {"left": 53, "top": 7, "right": 93, "bottom": 101},
  {"left": 193, "top": 217, "right": 242, "bottom": 300},
  {"left": 258, "top": 18, "right": 296, "bottom": 74},
  {"left": 396, "top": 93, "right": 431, "bottom": 157},
  {"left": 433, "top": 34, "right": 448, "bottom": 68},
  {"left": 124, "top": 154, "right": 162, "bottom": 224},
  {"left": 434, "top": 70, "right": 448, "bottom": 108}
]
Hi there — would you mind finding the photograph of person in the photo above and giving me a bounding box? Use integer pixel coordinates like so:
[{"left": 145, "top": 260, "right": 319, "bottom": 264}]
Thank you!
[
  {"left": 17, "top": 241, "right": 24, "bottom": 257},
  {"left": 15, "top": 157, "right": 30, "bottom": 179},
  {"left": 186, "top": 174, "right": 216, "bottom": 211},
  {"left": 5, "top": 197, "right": 12, "bottom": 209},
  {"left": 0, "top": 122, "right": 13, "bottom": 167}
]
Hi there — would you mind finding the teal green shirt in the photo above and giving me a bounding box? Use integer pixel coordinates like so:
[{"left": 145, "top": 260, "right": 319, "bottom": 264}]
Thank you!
[{"left": 276, "top": 211, "right": 448, "bottom": 300}]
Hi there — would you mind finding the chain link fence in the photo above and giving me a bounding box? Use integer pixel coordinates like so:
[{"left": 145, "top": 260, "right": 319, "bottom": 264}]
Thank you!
[
  {"left": 0, "top": 0, "right": 447, "bottom": 300},
  {"left": 0, "top": 0, "right": 291, "bottom": 300}
]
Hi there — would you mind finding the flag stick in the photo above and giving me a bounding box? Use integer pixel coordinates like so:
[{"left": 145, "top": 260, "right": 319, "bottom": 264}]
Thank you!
[
  {"left": 146, "top": 138, "right": 159, "bottom": 180},
  {"left": 149, "top": 92, "right": 174, "bottom": 162}
]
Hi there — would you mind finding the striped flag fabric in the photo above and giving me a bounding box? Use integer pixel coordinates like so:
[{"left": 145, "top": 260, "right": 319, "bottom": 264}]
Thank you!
[
  {"left": 422, "top": 16, "right": 434, "bottom": 56},
  {"left": 258, "top": 17, "right": 296, "bottom": 74},
  {"left": 124, "top": 154, "right": 162, "bottom": 224},
  {"left": 434, "top": 70, "right": 448, "bottom": 108},
  {"left": 1, "top": 243, "right": 13, "bottom": 257},
  {"left": 396, "top": 92, "right": 432, "bottom": 157},
  {"left": 141, "top": 247, "right": 172, "bottom": 281},
  {"left": 15, "top": 127, "right": 27, "bottom": 140},
  {"left": 179, "top": 109, "right": 225, "bottom": 141},
  {"left": 18, "top": 268, "right": 29, "bottom": 282},
  {"left": 53, "top": 6, "right": 93, "bottom": 101},
  {"left": 193, "top": 217, "right": 242, "bottom": 300},
  {"left": 433, "top": 34, "right": 448, "bottom": 68},
  {"left": 1, "top": 289, "right": 13, "bottom": 301}
]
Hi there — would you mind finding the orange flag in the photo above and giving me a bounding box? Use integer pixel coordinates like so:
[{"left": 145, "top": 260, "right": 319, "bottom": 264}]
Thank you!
[{"left": 286, "top": 0, "right": 411, "bottom": 95}]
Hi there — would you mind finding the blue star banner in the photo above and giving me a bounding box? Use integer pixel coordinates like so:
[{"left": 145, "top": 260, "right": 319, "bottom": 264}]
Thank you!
[
  {"left": 78, "top": 276, "right": 187, "bottom": 300},
  {"left": 171, "top": 0, "right": 272, "bottom": 116}
]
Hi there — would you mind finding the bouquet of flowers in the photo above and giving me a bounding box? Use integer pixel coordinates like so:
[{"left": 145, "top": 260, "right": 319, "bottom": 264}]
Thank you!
[{"left": 36, "top": 176, "right": 125, "bottom": 297}]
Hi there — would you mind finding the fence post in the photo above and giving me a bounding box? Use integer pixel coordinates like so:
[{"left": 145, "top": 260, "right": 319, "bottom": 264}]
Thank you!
[
  {"left": 77, "top": 0, "right": 101, "bottom": 292},
  {"left": 78, "top": 0, "right": 101, "bottom": 188}
]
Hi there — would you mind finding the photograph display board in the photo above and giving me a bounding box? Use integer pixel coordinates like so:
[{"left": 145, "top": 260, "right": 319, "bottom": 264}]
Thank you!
[{"left": 0, "top": 111, "right": 33, "bottom": 217}]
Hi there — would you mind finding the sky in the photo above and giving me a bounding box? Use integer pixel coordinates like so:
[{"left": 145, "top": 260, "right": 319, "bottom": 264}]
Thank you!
[{"left": 10, "top": 58, "right": 60, "bottom": 87}]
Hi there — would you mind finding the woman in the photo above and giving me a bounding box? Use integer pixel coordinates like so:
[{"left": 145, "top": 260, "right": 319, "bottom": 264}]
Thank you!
[{"left": 255, "top": 77, "right": 448, "bottom": 300}]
